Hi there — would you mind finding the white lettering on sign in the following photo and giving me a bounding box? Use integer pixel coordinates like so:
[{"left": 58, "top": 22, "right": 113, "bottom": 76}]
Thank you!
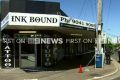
[
  {"left": 4, "top": 43, "right": 12, "bottom": 67},
  {"left": 4, "top": 59, "right": 11, "bottom": 62},
  {"left": 4, "top": 50, "right": 11, "bottom": 54},
  {"left": 4, "top": 63, "right": 11, "bottom": 67},
  {"left": 5, "top": 54, "right": 11, "bottom": 58},
  {"left": 4, "top": 45, "right": 10, "bottom": 50}
]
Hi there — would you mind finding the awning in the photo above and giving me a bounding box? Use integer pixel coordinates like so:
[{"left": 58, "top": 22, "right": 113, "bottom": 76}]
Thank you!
[{"left": 1, "top": 12, "right": 96, "bottom": 31}]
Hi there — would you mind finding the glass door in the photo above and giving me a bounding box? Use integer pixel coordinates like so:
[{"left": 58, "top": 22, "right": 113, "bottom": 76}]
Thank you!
[{"left": 19, "top": 35, "right": 36, "bottom": 68}]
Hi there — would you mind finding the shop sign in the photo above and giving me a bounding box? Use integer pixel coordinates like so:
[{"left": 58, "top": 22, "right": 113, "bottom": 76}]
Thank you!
[
  {"left": 1, "top": 12, "right": 96, "bottom": 30},
  {"left": 1, "top": 14, "right": 9, "bottom": 30},
  {"left": 60, "top": 16, "right": 96, "bottom": 29},
  {"left": 8, "top": 12, "right": 60, "bottom": 27},
  {"left": 4, "top": 44, "right": 12, "bottom": 67}
]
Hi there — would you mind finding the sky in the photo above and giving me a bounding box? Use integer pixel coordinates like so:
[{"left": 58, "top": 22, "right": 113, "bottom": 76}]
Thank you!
[{"left": 37, "top": 0, "right": 120, "bottom": 37}]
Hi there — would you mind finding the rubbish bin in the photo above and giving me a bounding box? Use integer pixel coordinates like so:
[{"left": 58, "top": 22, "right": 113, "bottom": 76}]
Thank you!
[{"left": 95, "top": 54, "right": 102, "bottom": 68}]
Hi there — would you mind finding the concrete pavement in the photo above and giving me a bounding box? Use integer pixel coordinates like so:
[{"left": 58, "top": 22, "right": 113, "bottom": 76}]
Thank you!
[
  {"left": 88, "top": 58, "right": 119, "bottom": 80},
  {"left": 35, "top": 60, "right": 116, "bottom": 80},
  {"left": 0, "top": 59, "right": 117, "bottom": 80}
]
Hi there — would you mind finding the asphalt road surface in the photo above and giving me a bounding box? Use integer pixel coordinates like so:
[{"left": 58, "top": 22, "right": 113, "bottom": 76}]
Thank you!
[
  {"left": 111, "top": 51, "right": 120, "bottom": 80},
  {"left": 112, "top": 76, "right": 120, "bottom": 80},
  {"left": 97, "top": 51, "right": 120, "bottom": 80},
  {"left": 110, "top": 52, "right": 120, "bottom": 80}
]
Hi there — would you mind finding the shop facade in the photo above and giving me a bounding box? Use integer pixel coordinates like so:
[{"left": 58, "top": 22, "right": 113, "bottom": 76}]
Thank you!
[{"left": 0, "top": 0, "right": 96, "bottom": 69}]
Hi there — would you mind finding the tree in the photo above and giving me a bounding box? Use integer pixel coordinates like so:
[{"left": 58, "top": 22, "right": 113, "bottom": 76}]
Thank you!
[{"left": 105, "top": 42, "right": 115, "bottom": 55}]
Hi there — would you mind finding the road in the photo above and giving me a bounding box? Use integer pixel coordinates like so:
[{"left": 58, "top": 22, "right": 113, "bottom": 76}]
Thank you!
[
  {"left": 112, "top": 77, "right": 120, "bottom": 80},
  {"left": 111, "top": 51, "right": 120, "bottom": 80},
  {"left": 100, "top": 52, "right": 120, "bottom": 80}
]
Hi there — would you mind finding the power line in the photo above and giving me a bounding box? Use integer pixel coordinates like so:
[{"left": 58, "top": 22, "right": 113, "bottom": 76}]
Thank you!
[
  {"left": 77, "top": 0, "right": 103, "bottom": 25},
  {"left": 90, "top": 0, "right": 97, "bottom": 22},
  {"left": 81, "top": 0, "right": 92, "bottom": 21},
  {"left": 93, "top": 0, "right": 98, "bottom": 23},
  {"left": 102, "top": 0, "right": 114, "bottom": 37},
  {"left": 105, "top": 32, "right": 118, "bottom": 37},
  {"left": 106, "top": 0, "right": 112, "bottom": 25},
  {"left": 79, "top": 0, "right": 97, "bottom": 23},
  {"left": 79, "top": 0, "right": 87, "bottom": 16},
  {"left": 78, "top": 0, "right": 89, "bottom": 19},
  {"left": 82, "top": 0, "right": 88, "bottom": 20}
]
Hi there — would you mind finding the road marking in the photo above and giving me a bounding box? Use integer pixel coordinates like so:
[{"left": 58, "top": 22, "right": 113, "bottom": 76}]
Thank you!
[
  {"left": 87, "top": 58, "right": 119, "bottom": 80},
  {"left": 24, "top": 79, "right": 38, "bottom": 80}
]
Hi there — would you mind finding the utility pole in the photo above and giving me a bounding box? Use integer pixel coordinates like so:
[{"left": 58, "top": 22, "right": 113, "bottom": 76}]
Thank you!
[
  {"left": 95, "top": 0, "right": 103, "bottom": 68},
  {"left": 0, "top": 24, "right": 1, "bottom": 69},
  {"left": 0, "top": 23, "right": 1, "bottom": 69},
  {"left": 97, "top": 0, "right": 103, "bottom": 51}
]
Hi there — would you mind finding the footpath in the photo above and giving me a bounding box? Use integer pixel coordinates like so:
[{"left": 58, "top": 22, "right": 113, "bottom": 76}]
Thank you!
[
  {"left": 0, "top": 59, "right": 117, "bottom": 80},
  {"left": 36, "top": 60, "right": 116, "bottom": 80}
]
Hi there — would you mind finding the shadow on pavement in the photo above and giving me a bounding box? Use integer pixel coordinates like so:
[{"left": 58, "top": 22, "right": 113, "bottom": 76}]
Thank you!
[
  {"left": 23, "top": 52, "right": 95, "bottom": 72},
  {"left": 46, "top": 52, "right": 95, "bottom": 71}
]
